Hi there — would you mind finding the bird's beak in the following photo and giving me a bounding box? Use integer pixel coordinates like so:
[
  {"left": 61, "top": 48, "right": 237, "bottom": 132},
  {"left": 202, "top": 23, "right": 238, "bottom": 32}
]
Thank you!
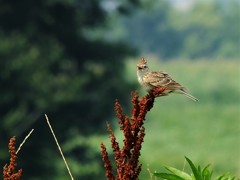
[{"left": 137, "top": 65, "right": 142, "bottom": 70}]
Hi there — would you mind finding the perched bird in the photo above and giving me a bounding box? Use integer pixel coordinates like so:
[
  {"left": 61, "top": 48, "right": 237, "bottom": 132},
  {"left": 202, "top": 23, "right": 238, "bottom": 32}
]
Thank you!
[{"left": 137, "top": 58, "right": 198, "bottom": 101}]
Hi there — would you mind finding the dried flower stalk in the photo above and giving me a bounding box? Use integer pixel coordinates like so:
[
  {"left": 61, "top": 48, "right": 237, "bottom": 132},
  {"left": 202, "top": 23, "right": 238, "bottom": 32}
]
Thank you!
[
  {"left": 100, "top": 87, "right": 166, "bottom": 180},
  {"left": 3, "top": 136, "right": 22, "bottom": 180}
]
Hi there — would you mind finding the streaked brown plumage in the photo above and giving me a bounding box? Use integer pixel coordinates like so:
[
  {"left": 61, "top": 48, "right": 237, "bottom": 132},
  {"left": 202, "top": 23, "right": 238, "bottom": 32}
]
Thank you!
[{"left": 137, "top": 58, "right": 198, "bottom": 101}]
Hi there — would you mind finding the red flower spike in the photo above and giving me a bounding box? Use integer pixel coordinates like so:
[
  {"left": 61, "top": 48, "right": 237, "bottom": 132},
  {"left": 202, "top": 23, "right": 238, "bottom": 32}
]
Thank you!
[
  {"left": 100, "top": 87, "right": 166, "bottom": 179},
  {"left": 3, "top": 136, "right": 22, "bottom": 180},
  {"left": 100, "top": 142, "right": 114, "bottom": 180}
]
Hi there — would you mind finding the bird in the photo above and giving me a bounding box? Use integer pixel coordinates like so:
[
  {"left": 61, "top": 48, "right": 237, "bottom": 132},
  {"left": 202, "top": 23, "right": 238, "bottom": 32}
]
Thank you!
[{"left": 137, "top": 58, "right": 198, "bottom": 101}]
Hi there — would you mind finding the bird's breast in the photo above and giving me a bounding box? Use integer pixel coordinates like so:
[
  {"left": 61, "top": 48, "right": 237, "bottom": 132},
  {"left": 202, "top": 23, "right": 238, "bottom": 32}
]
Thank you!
[{"left": 138, "top": 76, "right": 143, "bottom": 84}]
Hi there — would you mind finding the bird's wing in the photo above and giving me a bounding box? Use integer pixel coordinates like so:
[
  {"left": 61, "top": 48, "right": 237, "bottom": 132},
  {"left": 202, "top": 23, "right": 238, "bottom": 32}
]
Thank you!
[{"left": 143, "top": 71, "right": 182, "bottom": 88}]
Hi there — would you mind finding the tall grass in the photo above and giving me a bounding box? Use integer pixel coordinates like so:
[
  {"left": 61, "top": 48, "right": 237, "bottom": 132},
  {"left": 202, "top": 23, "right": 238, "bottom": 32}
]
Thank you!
[{"left": 122, "top": 58, "right": 240, "bottom": 179}]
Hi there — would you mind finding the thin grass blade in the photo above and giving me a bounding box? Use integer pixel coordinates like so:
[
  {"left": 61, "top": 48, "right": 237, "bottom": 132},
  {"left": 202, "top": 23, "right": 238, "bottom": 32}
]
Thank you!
[
  {"left": 185, "top": 156, "right": 202, "bottom": 180},
  {"left": 164, "top": 166, "right": 192, "bottom": 180}
]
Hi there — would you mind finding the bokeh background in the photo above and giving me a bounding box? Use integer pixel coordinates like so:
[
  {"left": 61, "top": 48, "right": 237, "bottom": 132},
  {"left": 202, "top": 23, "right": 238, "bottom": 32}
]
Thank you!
[{"left": 0, "top": 0, "right": 239, "bottom": 179}]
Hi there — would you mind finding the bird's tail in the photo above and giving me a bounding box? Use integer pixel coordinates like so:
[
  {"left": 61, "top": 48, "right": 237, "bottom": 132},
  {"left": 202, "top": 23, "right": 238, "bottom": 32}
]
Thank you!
[{"left": 175, "top": 89, "right": 199, "bottom": 101}]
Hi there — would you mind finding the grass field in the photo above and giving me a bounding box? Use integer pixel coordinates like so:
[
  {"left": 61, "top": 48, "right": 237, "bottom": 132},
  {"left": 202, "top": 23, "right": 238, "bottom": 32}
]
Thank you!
[{"left": 117, "top": 58, "right": 240, "bottom": 179}]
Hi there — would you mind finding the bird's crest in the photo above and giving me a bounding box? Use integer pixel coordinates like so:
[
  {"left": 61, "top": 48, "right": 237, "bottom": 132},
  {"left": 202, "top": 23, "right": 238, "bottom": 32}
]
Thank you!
[{"left": 138, "top": 57, "right": 147, "bottom": 65}]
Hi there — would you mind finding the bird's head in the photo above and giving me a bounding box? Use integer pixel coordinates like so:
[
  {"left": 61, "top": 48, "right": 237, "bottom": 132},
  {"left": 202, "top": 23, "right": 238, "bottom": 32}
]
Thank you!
[{"left": 137, "top": 58, "right": 149, "bottom": 73}]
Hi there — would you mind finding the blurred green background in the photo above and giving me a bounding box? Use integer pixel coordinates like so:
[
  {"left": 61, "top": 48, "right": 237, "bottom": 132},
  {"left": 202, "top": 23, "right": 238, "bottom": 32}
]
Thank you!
[{"left": 0, "top": 0, "right": 239, "bottom": 179}]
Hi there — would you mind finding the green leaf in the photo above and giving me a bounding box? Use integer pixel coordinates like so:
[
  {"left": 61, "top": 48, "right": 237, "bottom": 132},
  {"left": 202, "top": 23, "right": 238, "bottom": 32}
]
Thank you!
[
  {"left": 216, "top": 174, "right": 236, "bottom": 180},
  {"left": 164, "top": 166, "right": 192, "bottom": 180},
  {"left": 202, "top": 164, "right": 212, "bottom": 180},
  {"left": 198, "top": 165, "right": 202, "bottom": 173},
  {"left": 154, "top": 172, "right": 185, "bottom": 180},
  {"left": 185, "top": 156, "right": 203, "bottom": 180}
]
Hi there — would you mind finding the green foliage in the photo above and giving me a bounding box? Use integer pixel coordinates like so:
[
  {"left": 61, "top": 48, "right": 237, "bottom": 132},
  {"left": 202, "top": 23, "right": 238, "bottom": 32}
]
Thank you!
[
  {"left": 0, "top": 0, "right": 141, "bottom": 179},
  {"left": 121, "top": 1, "right": 240, "bottom": 59},
  {"left": 123, "top": 1, "right": 178, "bottom": 58},
  {"left": 154, "top": 157, "right": 236, "bottom": 180}
]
